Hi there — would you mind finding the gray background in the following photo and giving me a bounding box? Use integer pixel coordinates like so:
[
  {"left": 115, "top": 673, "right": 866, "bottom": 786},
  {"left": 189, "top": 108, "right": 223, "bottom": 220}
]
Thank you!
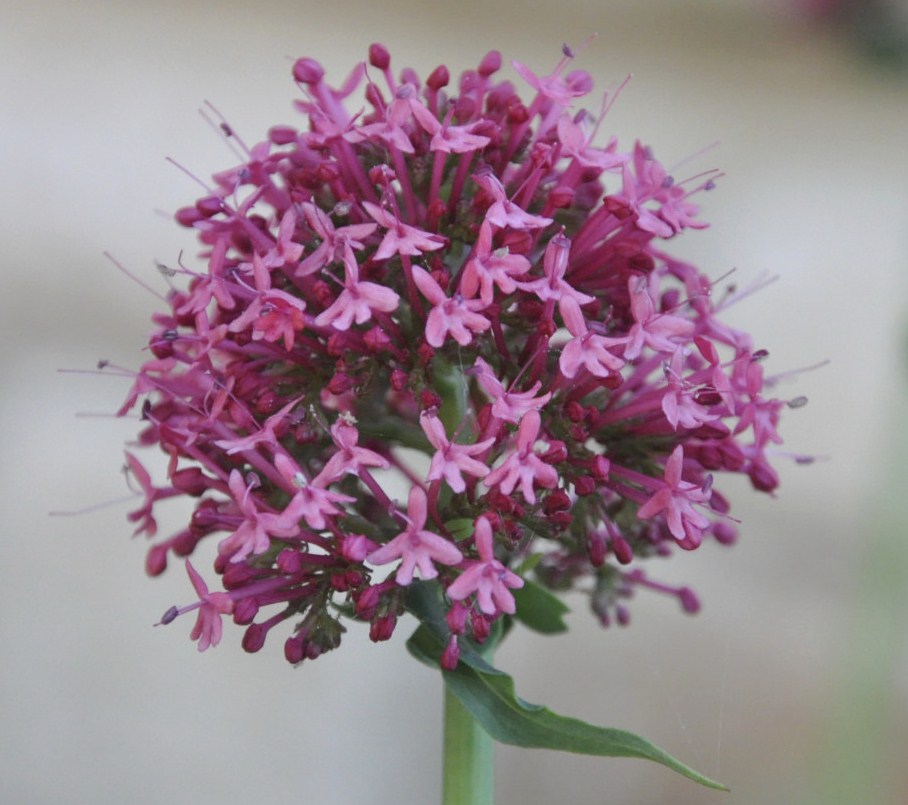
[{"left": 3, "top": 0, "right": 907, "bottom": 802}]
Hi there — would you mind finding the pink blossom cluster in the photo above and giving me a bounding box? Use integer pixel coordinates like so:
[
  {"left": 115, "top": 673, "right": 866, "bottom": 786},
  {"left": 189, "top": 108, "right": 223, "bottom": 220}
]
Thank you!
[{"left": 121, "top": 44, "right": 791, "bottom": 665}]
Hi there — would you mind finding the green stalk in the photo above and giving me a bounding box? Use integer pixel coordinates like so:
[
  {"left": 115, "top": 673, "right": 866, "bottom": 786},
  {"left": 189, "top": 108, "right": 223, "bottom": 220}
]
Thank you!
[
  {"left": 443, "top": 684, "right": 494, "bottom": 805},
  {"left": 435, "top": 357, "right": 493, "bottom": 803}
]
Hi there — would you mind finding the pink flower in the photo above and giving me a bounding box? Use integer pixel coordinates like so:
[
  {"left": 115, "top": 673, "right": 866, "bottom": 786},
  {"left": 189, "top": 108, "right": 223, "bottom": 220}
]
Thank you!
[
  {"left": 185, "top": 560, "right": 234, "bottom": 652},
  {"left": 410, "top": 100, "right": 491, "bottom": 154},
  {"left": 660, "top": 350, "right": 716, "bottom": 431},
  {"left": 296, "top": 202, "right": 377, "bottom": 277},
  {"left": 557, "top": 113, "right": 626, "bottom": 171},
  {"left": 513, "top": 52, "right": 592, "bottom": 108},
  {"left": 623, "top": 275, "right": 695, "bottom": 360},
  {"left": 411, "top": 265, "right": 491, "bottom": 347},
  {"left": 320, "top": 418, "right": 390, "bottom": 482},
  {"left": 313, "top": 246, "right": 399, "bottom": 330},
  {"left": 420, "top": 410, "right": 494, "bottom": 493},
  {"left": 460, "top": 221, "right": 531, "bottom": 304},
  {"left": 473, "top": 171, "right": 553, "bottom": 231},
  {"left": 366, "top": 486, "right": 463, "bottom": 584},
  {"left": 558, "top": 297, "right": 625, "bottom": 379},
  {"left": 472, "top": 357, "right": 552, "bottom": 424},
  {"left": 226, "top": 253, "right": 307, "bottom": 350},
  {"left": 213, "top": 396, "right": 302, "bottom": 455},
  {"left": 362, "top": 201, "right": 445, "bottom": 260},
  {"left": 260, "top": 207, "right": 304, "bottom": 269},
  {"left": 274, "top": 453, "right": 355, "bottom": 530},
  {"left": 517, "top": 233, "right": 594, "bottom": 316},
  {"left": 217, "top": 470, "right": 304, "bottom": 562},
  {"left": 484, "top": 410, "right": 559, "bottom": 504},
  {"left": 637, "top": 446, "right": 712, "bottom": 548},
  {"left": 446, "top": 516, "right": 524, "bottom": 616}
]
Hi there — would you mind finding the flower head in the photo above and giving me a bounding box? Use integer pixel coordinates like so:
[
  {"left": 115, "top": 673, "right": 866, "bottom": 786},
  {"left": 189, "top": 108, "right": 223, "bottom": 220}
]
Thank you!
[{"left": 122, "top": 45, "right": 796, "bottom": 664}]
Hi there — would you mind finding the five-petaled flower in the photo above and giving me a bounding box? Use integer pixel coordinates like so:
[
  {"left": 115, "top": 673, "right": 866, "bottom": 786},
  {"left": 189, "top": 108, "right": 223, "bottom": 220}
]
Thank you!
[
  {"left": 366, "top": 486, "right": 464, "bottom": 585},
  {"left": 447, "top": 516, "right": 524, "bottom": 617}
]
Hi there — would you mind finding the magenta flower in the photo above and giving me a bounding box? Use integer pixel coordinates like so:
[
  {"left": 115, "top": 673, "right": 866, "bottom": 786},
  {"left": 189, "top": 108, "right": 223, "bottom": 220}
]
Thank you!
[
  {"left": 217, "top": 470, "right": 305, "bottom": 562},
  {"left": 320, "top": 418, "right": 390, "bottom": 482},
  {"left": 637, "top": 446, "right": 712, "bottom": 549},
  {"left": 471, "top": 357, "right": 552, "bottom": 424},
  {"left": 314, "top": 246, "right": 400, "bottom": 330},
  {"left": 447, "top": 516, "right": 524, "bottom": 617},
  {"left": 120, "top": 45, "right": 794, "bottom": 668},
  {"left": 460, "top": 221, "right": 532, "bottom": 305},
  {"left": 411, "top": 265, "right": 491, "bottom": 347},
  {"left": 363, "top": 201, "right": 445, "bottom": 260},
  {"left": 184, "top": 560, "right": 234, "bottom": 652},
  {"left": 421, "top": 410, "right": 495, "bottom": 493},
  {"left": 366, "top": 486, "right": 464, "bottom": 585},
  {"left": 484, "top": 410, "right": 559, "bottom": 504}
]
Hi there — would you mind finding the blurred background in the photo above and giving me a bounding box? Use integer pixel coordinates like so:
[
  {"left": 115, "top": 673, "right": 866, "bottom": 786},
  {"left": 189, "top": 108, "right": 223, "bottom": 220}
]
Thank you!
[{"left": 2, "top": 0, "right": 907, "bottom": 802}]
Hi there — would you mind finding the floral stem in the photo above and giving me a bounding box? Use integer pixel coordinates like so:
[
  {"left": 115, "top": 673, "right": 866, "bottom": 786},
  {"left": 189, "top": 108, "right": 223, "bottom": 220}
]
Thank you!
[{"left": 442, "top": 684, "right": 494, "bottom": 805}]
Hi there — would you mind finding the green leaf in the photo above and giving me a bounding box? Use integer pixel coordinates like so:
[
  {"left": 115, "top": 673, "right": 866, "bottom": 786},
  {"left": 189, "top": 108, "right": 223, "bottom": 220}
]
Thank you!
[
  {"left": 404, "top": 581, "right": 727, "bottom": 791},
  {"left": 444, "top": 518, "right": 475, "bottom": 541},
  {"left": 433, "top": 358, "right": 470, "bottom": 436},
  {"left": 510, "top": 579, "right": 570, "bottom": 635}
]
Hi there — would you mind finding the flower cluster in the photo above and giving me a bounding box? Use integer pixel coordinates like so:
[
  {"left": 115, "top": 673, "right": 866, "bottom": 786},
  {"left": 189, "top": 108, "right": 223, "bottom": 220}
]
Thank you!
[{"left": 120, "top": 44, "right": 792, "bottom": 666}]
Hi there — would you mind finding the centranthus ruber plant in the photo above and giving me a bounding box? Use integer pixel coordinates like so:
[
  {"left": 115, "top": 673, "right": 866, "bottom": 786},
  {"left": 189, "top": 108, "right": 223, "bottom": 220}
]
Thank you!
[{"left": 114, "top": 42, "right": 800, "bottom": 797}]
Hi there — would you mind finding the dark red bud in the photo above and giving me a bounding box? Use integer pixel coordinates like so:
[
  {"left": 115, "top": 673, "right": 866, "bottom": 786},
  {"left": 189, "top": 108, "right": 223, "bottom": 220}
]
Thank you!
[
  {"left": 175, "top": 206, "right": 203, "bottom": 227},
  {"left": 328, "top": 372, "right": 354, "bottom": 395},
  {"left": 145, "top": 545, "right": 168, "bottom": 576},
  {"left": 170, "top": 467, "right": 208, "bottom": 496},
  {"left": 549, "top": 512, "right": 573, "bottom": 528},
  {"left": 255, "top": 391, "right": 279, "bottom": 415},
  {"left": 284, "top": 634, "right": 305, "bottom": 664},
  {"left": 564, "top": 400, "right": 585, "bottom": 422},
  {"left": 604, "top": 196, "right": 633, "bottom": 219},
  {"left": 242, "top": 624, "right": 267, "bottom": 653},
  {"left": 471, "top": 613, "right": 491, "bottom": 642},
  {"left": 417, "top": 342, "right": 435, "bottom": 364},
  {"left": 440, "top": 636, "right": 460, "bottom": 670},
  {"left": 542, "top": 490, "right": 571, "bottom": 513},
  {"left": 506, "top": 103, "right": 528, "bottom": 124},
  {"left": 316, "top": 162, "right": 340, "bottom": 183},
  {"left": 678, "top": 588, "right": 700, "bottom": 614},
  {"left": 363, "top": 326, "right": 392, "bottom": 353},
  {"left": 368, "top": 43, "right": 391, "bottom": 70},
  {"left": 694, "top": 386, "right": 722, "bottom": 406},
  {"left": 749, "top": 461, "right": 779, "bottom": 492},
  {"left": 548, "top": 185, "right": 575, "bottom": 208},
  {"left": 196, "top": 196, "right": 224, "bottom": 217},
  {"left": 390, "top": 369, "right": 409, "bottom": 391},
  {"left": 232, "top": 597, "right": 259, "bottom": 625},
  {"left": 541, "top": 440, "right": 568, "bottom": 463},
  {"left": 276, "top": 549, "right": 302, "bottom": 574},
  {"left": 478, "top": 50, "right": 502, "bottom": 76},
  {"left": 446, "top": 602, "right": 469, "bottom": 635},
  {"left": 420, "top": 389, "right": 442, "bottom": 409},
  {"left": 712, "top": 522, "right": 737, "bottom": 545},
  {"left": 611, "top": 534, "right": 633, "bottom": 565},
  {"left": 574, "top": 475, "right": 596, "bottom": 496},
  {"left": 330, "top": 573, "right": 351, "bottom": 592},
  {"left": 587, "top": 530, "right": 606, "bottom": 567},
  {"left": 292, "top": 58, "right": 324, "bottom": 85},
  {"left": 426, "top": 64, "right": 449, "bottom": 89},
  {"left": 312, "top": 280, "right": 333, "bottom": 306},
  {"left": 369, "top": 613, "right": 397, "bottom": 642}
]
